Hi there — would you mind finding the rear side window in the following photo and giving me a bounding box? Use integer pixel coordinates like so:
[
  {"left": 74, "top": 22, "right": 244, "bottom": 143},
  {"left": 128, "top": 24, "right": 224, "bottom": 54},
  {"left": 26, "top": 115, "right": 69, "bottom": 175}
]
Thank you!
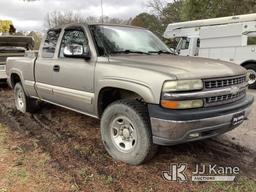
[{"left": 42, "top": 30, "right": 61, "bottom": 58}]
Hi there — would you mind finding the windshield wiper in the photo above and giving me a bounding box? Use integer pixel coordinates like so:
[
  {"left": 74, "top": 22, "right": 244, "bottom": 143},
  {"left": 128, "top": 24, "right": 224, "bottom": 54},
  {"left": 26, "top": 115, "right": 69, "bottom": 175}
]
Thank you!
[
  {"left": 110, "top": 50, "right": 150, "bottom": 55},
  {"left": 148, "top": 50, "right": 174, "bottom": 55}
]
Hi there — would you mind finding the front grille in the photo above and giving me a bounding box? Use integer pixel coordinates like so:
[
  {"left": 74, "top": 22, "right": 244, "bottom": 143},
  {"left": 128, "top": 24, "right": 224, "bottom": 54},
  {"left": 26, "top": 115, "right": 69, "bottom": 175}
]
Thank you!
[
  {"left": 203, "top": 75, "right": 247, "bottom": 107},
  {"left": 204, "top": 76, "right": 246, "bottom": 89},
  {"left": 205, "top": 90, "right": 246, "bottom": 107}
]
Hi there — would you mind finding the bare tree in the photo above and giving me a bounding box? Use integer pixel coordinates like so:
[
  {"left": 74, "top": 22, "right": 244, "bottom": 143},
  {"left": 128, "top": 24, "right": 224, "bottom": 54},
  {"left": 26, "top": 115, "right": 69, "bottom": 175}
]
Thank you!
[
  {"left": 45, "top": 10, "right": 130, "bottom": 28},
  {"left": 147, "top": 0, "right": 166, "bottom": 16}
]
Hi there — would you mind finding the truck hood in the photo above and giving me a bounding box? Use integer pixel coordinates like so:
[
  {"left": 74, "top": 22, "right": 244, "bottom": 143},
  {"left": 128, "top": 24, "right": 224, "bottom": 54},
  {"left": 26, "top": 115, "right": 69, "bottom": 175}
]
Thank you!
[{"left": 109, "top": 55, "right": 246, "bottom": 79}]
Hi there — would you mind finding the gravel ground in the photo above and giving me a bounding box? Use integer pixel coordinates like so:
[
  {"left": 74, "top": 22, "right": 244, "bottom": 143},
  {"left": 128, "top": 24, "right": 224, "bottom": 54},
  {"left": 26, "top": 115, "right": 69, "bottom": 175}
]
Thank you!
[{"left": 217, "top": 89, "right": 256, "bottom": 153}]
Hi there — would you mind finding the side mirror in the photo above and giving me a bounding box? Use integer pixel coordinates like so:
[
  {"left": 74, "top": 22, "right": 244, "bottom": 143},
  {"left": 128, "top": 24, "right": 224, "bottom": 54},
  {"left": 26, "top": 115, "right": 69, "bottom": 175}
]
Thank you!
[{"left": 63, "top": 43, "right": 91, "bottom": 60}]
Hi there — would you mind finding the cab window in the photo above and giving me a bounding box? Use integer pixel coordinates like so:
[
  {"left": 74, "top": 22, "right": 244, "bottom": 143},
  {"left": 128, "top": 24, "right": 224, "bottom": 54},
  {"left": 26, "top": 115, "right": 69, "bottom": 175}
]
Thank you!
[
  {"left": 180, "top": 37, "right": 190, "bottom": 50},
  {"left": 59, "top": 29, "right": 88, "bottom": 58},
  {"left": 42, "top": 29, "right": 61, "bottom": 58}
]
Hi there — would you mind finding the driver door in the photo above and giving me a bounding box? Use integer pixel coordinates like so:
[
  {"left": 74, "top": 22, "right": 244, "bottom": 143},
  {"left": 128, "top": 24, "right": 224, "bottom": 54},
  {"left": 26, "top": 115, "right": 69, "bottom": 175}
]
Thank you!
[{"left": 51, "top": 26, "right": 95, "bottom": 114}]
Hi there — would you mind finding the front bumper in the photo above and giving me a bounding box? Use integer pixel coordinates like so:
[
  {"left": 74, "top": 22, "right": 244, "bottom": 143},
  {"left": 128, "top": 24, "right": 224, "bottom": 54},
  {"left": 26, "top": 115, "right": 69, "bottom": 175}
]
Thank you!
[{"left": 148, "top": 95, "right": 254, "bottom": 146}]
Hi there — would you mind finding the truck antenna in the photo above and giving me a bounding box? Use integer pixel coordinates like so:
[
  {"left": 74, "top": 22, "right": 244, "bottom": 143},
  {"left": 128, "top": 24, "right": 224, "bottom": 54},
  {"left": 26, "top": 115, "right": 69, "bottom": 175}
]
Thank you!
[
  {"left": 101, "top": 0, "right": 104, "bottom": 24},
  {"left": 100, "top": 0, "right": 110, "bottom": 59}
]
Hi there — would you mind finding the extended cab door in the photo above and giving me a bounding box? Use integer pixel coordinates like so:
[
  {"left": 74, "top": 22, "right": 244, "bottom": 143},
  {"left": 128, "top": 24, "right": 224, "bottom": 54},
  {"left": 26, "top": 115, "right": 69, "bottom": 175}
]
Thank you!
[
  {"left": 50, "top": 26, "right": 96, "bottom": 114},
  {"left": 35, "top": 29, "right": 61, "bottom": 101}
]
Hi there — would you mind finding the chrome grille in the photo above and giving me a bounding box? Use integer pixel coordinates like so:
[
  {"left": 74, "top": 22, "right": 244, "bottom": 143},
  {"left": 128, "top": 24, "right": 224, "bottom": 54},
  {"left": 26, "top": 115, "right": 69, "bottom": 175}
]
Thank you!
[
  {"left": 205, "top": 90, "right": 246, "bottom": 107},
  {"left": 204, "top": 76, "right": 246, "bottom": 89}
]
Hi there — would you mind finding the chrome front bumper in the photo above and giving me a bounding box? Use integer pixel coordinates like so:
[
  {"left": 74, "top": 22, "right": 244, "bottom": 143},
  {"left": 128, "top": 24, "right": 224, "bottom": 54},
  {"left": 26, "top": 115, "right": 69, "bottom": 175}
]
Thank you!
[{"left": 148, "top": 95, "right": 254, "bottom": 146}]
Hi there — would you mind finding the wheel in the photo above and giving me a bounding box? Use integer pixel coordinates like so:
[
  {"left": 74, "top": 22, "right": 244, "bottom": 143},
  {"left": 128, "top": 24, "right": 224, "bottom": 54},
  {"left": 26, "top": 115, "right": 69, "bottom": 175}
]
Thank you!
[
  {"left": 100, "top": 99, "right": 158, "bottom": 165},
  {"left": 244, "top": 64, "right": 256, "bottom": 89},
  {"left": 14, "top": 82, "right": 38, "bottom": 113}
]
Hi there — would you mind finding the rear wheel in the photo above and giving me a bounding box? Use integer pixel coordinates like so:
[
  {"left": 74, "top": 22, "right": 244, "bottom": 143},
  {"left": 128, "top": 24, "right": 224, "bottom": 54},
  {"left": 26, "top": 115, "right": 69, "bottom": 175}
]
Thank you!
[
  {"left": 244, "top": 64, "right": 256, "bottom": 89},
  {"left": 14, "top": 82, "right": 38, "bottom": 113},
  {"left": 100, "top": 99, "right": 158, "bottom": 165}
]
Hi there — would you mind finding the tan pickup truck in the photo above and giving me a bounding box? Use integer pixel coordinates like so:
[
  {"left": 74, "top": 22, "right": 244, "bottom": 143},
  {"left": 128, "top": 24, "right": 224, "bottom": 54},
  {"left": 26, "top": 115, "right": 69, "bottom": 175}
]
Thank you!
[{"left": 6, "top": 24, "right": 254, "bottom": 165}]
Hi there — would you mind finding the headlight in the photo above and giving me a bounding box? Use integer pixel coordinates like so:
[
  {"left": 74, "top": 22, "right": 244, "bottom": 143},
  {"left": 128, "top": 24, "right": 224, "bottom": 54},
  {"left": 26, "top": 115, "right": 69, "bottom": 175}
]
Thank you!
[
  {"left": 162, "top": 80, "right": 203, "bottom": 92},
  {"left": 246, "top": 70, "right": 256, "bottom": 85},
  {"left": 161, "top": 99, "right": 203, "bottom": 109}
]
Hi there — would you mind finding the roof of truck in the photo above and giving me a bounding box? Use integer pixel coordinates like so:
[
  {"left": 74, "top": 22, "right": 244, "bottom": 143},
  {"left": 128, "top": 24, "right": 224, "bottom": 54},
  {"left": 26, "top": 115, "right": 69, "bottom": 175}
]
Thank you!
[
  {"left": 49, "top": 23, "right": 145, "bottom": 31},
  {"left": 165, "top": 13, "right": 256, "bottom": 32}
]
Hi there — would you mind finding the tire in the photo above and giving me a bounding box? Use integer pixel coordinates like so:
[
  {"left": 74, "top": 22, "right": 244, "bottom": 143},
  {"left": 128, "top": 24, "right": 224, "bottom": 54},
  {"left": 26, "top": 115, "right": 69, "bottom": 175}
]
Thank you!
[
  {"left": 14, "top": 82, "right": 38, "bottom": 113},
  {"left": 244, "top": 64, "right": 256, "bottom": 89},
  {"left": 100, "top": 99, "right": 158, "bottom": 165}
]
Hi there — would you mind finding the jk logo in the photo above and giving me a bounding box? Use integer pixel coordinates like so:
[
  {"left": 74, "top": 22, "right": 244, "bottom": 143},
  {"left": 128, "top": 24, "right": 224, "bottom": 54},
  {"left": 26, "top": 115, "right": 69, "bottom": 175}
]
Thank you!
[{"left": 162, "top": 163, "right": 188, "bottom": 182}]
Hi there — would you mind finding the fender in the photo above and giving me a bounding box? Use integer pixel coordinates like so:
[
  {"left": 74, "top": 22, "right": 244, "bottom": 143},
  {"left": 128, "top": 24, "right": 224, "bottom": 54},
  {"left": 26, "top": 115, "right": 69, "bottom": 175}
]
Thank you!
[
  {"left": 9, "top": 68, "right": 25, "bottom": 88},
  {"left": 95, "top": 77, "right": 158, "bottom": 115}
]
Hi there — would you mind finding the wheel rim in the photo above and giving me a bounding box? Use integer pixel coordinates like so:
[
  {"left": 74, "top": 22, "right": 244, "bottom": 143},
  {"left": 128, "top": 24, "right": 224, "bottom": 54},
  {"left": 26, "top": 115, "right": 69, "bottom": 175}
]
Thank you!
[
  {"left": 110, "top": 116, "right": 137, "bottom": 153},
  {"left": 247, "top": 69, "right": 256, "bottom": 85},
  {"left": 15, "top": 87, "right": 25, "bottom": 110}
]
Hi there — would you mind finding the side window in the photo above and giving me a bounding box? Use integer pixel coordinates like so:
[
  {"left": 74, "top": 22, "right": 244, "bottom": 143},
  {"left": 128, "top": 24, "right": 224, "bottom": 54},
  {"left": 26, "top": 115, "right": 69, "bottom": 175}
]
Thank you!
[
  {"left": 197, "top": 38, "right": 200, "bottom": 48},
  {"left": 248, "top": 37, "right": 256, "bottom": 45},
  {"left": 247, "top": 32, "right": 256, "bottom": 45},
  {"left": 42, "top": 30, "right": 61, "bottom": 58},
  {"left": 59, "top": 29, "right": 88, "bottom": 58},
  {"left": 180, "top": 37, "right": 190, "bottom": 50}
]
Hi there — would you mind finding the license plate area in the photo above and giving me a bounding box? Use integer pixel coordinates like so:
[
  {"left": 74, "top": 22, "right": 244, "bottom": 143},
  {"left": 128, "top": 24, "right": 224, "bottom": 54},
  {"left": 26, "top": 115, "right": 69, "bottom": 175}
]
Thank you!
[{"left": 232, "top": 111, "right": 245, "bottom": 126}]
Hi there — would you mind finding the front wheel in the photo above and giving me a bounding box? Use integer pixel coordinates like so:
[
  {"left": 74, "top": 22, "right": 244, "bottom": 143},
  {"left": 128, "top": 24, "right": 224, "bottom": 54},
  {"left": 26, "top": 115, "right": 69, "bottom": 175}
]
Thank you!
[
  {"left": 100, "top": 99, "right": 158, "bottom": 165},
  {"left": 244, "top": 64, "right": 256, "bottom": 89}
]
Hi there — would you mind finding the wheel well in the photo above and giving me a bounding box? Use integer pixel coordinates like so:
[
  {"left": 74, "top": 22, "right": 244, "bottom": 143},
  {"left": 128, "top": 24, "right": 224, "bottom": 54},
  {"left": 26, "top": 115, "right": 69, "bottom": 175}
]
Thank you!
[
  {"left": 241, "top": 60, "right": 256, "bottom": 68},
  {"left": 10, "top": 73, "right": 21, "bottom": 87},
  {"left": 98, "top": 87, "right": 143, "bottom": 117}
]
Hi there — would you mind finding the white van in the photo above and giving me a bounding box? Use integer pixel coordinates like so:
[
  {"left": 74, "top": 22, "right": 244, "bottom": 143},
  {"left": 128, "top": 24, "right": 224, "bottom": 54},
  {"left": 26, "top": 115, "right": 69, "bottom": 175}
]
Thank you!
[{"left": 164, "top": 13, "right": 256, "bottom": 88}]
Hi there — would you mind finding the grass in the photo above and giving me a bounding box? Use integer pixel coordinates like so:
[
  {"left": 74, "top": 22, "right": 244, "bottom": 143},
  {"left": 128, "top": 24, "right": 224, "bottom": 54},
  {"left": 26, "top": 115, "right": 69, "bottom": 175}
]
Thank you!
[
  {"left": 198, "top": 176, "right": 256, "bottom": 192},
  {"left": 0, "top": 122, "right": 255, "bottom": 192}
]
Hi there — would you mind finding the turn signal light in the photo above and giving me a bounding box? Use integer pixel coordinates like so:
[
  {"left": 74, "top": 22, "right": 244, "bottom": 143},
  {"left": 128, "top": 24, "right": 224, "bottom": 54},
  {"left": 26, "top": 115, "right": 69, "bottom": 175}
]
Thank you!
[{"left": 161, "top": 100, "right": 203, "bottom": 109}]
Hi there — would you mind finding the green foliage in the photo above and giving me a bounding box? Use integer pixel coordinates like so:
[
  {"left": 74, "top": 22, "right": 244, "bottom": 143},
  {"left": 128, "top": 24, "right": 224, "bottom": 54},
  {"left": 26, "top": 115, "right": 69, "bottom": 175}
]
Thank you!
[
  {"left": 181, "top": 0, "right": 256, "bottom": 21},
  {"left": 146, "top": 0, "right": 256, "bottom": 40},
  {"left": 28, "top": 31, "right": 42, "bottom": 50},
  {"left": 131, "top": 13, "right": 164, "bottom": 37}
]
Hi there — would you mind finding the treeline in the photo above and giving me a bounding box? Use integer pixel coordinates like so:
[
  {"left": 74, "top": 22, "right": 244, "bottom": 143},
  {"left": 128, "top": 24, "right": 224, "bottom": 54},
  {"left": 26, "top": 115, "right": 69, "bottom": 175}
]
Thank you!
[
  {"left": 132, "top": 0, "right": 256, "bottom": 39},
  {"left": 16, "top": 0, "right": 256, "bottom": 49},
  {"left": 46, "top": 0, "right": 256, "bottom": 39}
]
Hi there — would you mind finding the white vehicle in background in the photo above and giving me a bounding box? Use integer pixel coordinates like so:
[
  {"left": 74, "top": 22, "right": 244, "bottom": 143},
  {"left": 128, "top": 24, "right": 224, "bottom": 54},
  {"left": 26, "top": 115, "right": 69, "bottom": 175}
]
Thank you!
[{"left": 164, "top": 13, "right": 256, "bottom": 88}]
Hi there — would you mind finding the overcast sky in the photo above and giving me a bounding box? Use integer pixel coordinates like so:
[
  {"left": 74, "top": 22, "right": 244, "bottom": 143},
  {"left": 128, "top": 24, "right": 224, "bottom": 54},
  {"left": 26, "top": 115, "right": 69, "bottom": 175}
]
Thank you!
[{"left": 0, "top": 0, "right": 153, "bottom": 31}]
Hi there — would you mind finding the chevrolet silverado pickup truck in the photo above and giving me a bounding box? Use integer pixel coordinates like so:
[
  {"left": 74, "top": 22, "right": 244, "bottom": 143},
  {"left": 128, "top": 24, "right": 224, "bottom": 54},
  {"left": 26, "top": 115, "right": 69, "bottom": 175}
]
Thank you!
[
  {"left": 6, "top": 24, "right": 254, "bottom": 165},
  {"left": 0, "top": 36, "right": 34, "bottom": 81}
]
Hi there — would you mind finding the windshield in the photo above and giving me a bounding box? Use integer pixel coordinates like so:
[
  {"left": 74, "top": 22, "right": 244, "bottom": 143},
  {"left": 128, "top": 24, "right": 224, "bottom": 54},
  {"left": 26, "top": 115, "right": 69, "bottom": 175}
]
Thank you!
[{"left": 91, "top": 25, "right": 171, "bottom": 55}]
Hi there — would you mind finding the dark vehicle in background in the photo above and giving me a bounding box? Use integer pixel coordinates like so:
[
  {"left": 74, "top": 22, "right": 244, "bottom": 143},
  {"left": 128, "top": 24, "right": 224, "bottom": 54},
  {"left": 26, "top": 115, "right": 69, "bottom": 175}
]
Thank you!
[{"left": 0, "top": 36, "right": 34, "bottom": 81}]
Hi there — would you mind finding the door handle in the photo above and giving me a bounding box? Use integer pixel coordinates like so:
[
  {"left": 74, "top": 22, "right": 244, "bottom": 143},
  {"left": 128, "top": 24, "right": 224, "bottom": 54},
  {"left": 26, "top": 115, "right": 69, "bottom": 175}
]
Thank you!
[{"left": 53, "top": 65, "right": 60, "bottom": 72}]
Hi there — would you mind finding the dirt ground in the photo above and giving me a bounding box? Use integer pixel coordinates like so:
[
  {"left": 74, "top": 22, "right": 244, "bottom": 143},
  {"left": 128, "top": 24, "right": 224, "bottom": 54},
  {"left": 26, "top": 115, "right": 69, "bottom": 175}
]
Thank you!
[{"left": 0, "top": 85, "right": 255, "bottom": 192}]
